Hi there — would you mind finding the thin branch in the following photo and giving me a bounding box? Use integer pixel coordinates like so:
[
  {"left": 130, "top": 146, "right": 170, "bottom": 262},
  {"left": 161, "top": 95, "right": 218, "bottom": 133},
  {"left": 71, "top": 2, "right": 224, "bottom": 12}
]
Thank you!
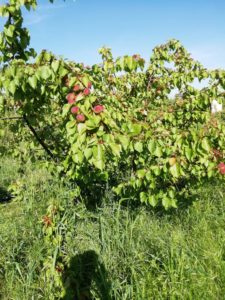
[
  {"left": 0, "top": 116, "right": 23, "bottom": 121},
  {"left": 22, "top": 114, "right": 56, "bottom": 161}
]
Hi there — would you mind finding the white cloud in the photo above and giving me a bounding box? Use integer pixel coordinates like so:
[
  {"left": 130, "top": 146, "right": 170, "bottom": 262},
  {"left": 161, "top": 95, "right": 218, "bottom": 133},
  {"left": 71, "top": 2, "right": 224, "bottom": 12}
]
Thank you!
[
  {"left": 37, "top": 3, "right": 67, "bottom": 11},
  {"left": 24, "top": 14, "right": 47, "bottom": 26},
  {"left": 23, "top": 1, "right": 73, "bottom": 26}
]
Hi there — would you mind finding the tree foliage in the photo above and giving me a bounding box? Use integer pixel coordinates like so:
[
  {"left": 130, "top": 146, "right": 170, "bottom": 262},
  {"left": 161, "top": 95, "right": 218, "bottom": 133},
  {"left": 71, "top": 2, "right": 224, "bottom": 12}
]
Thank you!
[{"left": 0, "top": 0, "right": 225, "bottom": 209}]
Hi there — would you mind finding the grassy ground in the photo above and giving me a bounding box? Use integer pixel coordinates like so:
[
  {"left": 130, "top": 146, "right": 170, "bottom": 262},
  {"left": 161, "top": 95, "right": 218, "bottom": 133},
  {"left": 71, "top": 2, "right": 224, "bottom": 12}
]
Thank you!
[{"left": 0, "top": 156, "right": 225, "bottom": 300}]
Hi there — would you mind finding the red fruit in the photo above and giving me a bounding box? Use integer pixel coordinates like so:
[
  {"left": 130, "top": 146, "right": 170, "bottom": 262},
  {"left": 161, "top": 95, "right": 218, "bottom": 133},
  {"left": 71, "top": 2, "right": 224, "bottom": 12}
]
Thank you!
[
  {"left": 87, "top": 81, "right": 92, "bottom": 89},
  {"left": 93, "top": 105, "right": 104, "bottom": 114},
  {"left": 83, "top": 88, "right": 90, "bottom": 96},
  {"left": 73, "top": 84, "right": 81, "bottom": 92},
  {"left": 76, "top": 114, "right": 85, "bottom": 122},
  {"left": 66, "top": 93, "right": 76, "bottom": 104},
  {"left": 132, "top": 54, "right": 140, "bottom": 61},
  {"left": 71, "top": 106, "right": 79, "bottom": 114},
  {"left": 218, "top": 162, "right": 225, "bottom": 175}
]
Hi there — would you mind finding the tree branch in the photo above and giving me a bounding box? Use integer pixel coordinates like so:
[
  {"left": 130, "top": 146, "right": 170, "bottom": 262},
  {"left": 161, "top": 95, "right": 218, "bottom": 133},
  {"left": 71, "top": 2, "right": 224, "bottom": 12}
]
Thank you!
[
  {"left": 0, "top": 116, "right": 23, "bottom": 120},
  {"left": 22, "top": 114, "right": 56, "bottom": 161}
]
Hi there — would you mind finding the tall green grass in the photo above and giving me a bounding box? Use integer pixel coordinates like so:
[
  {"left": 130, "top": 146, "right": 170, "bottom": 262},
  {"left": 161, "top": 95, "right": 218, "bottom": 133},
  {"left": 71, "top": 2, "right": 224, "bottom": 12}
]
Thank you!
[{"left": 0, "top": 156, "right": 225, "bottom": 299}]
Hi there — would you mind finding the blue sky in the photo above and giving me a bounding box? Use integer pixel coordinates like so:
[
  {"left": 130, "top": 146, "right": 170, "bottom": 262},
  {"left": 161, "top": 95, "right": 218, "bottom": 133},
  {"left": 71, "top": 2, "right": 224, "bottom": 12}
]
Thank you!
[{"left": 1, "top": 0, "right": 225, "bottom": 68}]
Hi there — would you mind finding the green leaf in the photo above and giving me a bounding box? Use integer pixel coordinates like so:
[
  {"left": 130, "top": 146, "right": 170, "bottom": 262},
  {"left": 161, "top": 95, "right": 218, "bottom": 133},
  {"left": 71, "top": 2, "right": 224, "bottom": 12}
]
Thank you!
[
  {"left": 113, "top": 183, "right": 123, "bottom": 195},
  {"left": 201, "top": 137, "right": 211, "bottom": 152},
  {"left": 162, "top": 197, "right": 171, "bottom": 210},
  {"left": 93, "top": 144, "right": 104, "bottom": 160},
  {"left": 38, "top": 66, "right": 52, "bottom": 80},
  {"left": 152, "top": 166, "right": 161, "bottom": 176},
  {"left": 66, "top": 120, "right": 75, "bottom": 129},
  {"left": 148, "top": 140, "right": 156, "bottom": 154},
  {"left": 117, "top": 135, "right": 129, "bottom": 150},
  {"left": 207, "top": 162, "right": 216, "bottom": 178},
  {"left": 116, "top": 57, "right": 125, "bottom": 70},
  {"left": 136, "top": 169, "right": 146, "bottom": 179},
  {"left": 134, "top": 142, "right": 143, "bottom": 153},
  {"left": 154, "top": 145, "right": 163, "bottom": 157},
  {"left": 66, "top": 120, "right": 76, "bottom": 136},
  {"left": 58, "top": 66, "right": 68, "bottom": 78},
  {"left": 0, "top": 6, "right": 8, "bottom": 17},
  {"left": 86, "top": 120, "right": 97, "bottom": 130},
  {"left": 93, "top": 159, "right": 104, "bottom": 170},
  {"left": 72, "top": 151, "right": 84, "bottom": 164},
  {"left": 84, "top": 148, "right": 93, "bottom": 160},
  {"left": 43, "top": 52, "right": 52, "bottom": 62},
  {"left": 81, "top": 76, "right": 89, "bottom": 88},
  {"left": 129, "top": 123, "right": 142, "bottom": 136},
  {"left": 170, "top": 163, "right": 181, "bottom": 178},
  {"left": 51, "top": 60, "right": 60, "bottom": 73},
  {"left": 77, "top": 123, "right": 86, "bottom": 134},
  {"left": 62, "top": 104, "right": 70, "bottom": 117},
  {"left": 109, "top": 143, "right": 121, "bottom": 156},
  {"left": 148, "top": 195, "right": 157, "bottom": 207},
  {"left": 0, "top": 129, "right": 4, "bottom": 137},
  {"left": 76, "top": 93, "right": 84, "bottom": 102},
  {"left": 4, "top": 25, "right": 15, "bottom": 37},
  {"left": 168, "top": 189, "right": 175, "bottom": 199},
  {"left": 162, "top": 193, "right": 177, "bottom": 209},
  {"left": 71, "top": 143, "right": 79, "bottom": 154},
  {"left": 93, "top": 144, "right": 105, "bottom": 170},
  {"left": 126, "top": 56, "right": 134, "bottom": 71},
  {"left": 140, "top": 192, "right": 147, "bottom": 203},
  {"left": 184, "top": 147, "right": 193, "bottom": 161},
  {"left": 28, "top": 76, "right": 37, "bottom": 89},
  {"left": 86, "top": 116, "right": 100, "bottom": 130},
  {"left": 8, "top": 81, "right": 16, "bottom": 95}
]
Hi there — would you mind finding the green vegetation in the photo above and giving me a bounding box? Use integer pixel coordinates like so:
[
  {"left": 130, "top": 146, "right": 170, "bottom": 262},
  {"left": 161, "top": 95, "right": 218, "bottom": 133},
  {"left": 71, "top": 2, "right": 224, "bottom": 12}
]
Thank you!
[
  {"left": 1, "top": 156, "right": 225, "bottom": 299},
  {"left": 1, "top": 2, "right": 225, "bottom": 210},
  {"left": 0, "top": 1, "right": 225, "bottom": 299}
]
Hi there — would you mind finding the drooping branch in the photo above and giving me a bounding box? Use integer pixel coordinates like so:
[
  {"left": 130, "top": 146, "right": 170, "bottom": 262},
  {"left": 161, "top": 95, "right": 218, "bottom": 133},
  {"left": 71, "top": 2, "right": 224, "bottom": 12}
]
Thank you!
[{"left": 22, "top": 114, "right": 56, "bottom": 161}]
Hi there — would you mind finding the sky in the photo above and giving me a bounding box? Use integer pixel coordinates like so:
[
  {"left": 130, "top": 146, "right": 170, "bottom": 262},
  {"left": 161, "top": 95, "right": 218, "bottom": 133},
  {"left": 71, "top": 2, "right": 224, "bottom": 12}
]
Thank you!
[{"left": 0, "top": 0, "right": 225, "bottom": 69}]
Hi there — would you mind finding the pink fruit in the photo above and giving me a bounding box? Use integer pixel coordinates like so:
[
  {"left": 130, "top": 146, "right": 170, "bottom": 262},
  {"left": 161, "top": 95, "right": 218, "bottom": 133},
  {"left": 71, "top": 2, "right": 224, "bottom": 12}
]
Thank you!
[
  {"left": 132, "top": 54, "right": 140, "bottom": 61},
  {"left": 93, "top": 105, "right": 104, "bottom": 114},
  {"left": 83, "top": 88, "right": 90, "bottom": 96},
  {"left": 66, "top": 93, "right": 76, "bottom": 104},
  {"left": 71, "top": 106, "right": 79, "bottom": 114},
  {"left": 218, "top": 162, "right": 225, "bottom": 175},
  {"left": 76, "top": 114, "right": 85, "bottom": 122},
  {"left": 87, "top": 81, "right": 92, "bottom": 89},
  {"left": 73, "top": 84, "right": 81, "bottom": 92}
]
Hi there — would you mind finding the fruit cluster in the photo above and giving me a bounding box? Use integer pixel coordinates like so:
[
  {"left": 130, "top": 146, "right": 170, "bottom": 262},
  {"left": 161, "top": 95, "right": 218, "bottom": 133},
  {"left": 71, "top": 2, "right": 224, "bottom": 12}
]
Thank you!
[{"left": 66, "top": 80, "right": 104, "bottom": 123}]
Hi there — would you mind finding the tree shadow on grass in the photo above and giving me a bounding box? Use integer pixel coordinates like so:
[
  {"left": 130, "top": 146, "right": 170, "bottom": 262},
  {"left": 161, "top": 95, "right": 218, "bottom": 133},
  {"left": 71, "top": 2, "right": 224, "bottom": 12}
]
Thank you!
[
  {"left": 0, "top": 186, "right": 13, "bottom": 203},
  {"left": 63, "top": 250, "right": 112, "bottom": 300}
]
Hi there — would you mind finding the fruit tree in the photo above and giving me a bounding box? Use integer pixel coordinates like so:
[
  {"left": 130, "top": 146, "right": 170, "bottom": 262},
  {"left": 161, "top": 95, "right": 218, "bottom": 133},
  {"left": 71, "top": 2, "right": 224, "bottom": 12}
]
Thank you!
[{"left": 0, "top": 0, "right": 224, "bottom": 209}]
